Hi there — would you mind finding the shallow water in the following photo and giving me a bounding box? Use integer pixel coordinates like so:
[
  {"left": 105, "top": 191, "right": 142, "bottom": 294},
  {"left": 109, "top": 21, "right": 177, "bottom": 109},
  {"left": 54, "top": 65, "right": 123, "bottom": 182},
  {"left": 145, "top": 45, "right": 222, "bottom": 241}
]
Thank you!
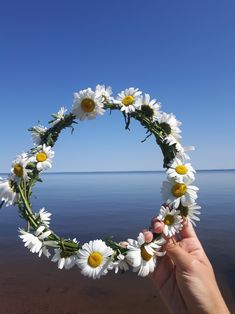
[{"left": 0, "top": 171, "right": 234, "bottom": 313}]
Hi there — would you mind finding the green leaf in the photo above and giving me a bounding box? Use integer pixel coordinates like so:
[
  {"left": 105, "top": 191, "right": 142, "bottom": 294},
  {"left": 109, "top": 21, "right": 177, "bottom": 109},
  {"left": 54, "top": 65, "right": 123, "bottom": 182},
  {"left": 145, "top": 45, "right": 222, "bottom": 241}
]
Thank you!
[{"left": 26, "top": 162, "right": 36, "bottom": 170}]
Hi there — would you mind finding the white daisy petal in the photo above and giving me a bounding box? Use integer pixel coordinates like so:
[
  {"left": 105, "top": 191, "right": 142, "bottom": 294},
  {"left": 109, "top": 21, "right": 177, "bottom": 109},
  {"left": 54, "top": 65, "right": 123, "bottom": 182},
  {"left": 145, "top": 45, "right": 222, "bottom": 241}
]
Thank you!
[
  {"left": 161, "top": 179, "right": 199, "bottom": 209},
  {"left": 35, "top": 208, "right": 51, "bottom": 227},
  {"left": 51, "top": 107, "right": 67, "bottom": 125},
  {"left": 51, "top": 248, "right": 77, "bottom": 270},
  {"left": 167, "top": 156, "right": 196, "bottom": 184},
  {"left": 58, "top": 257, "right": 65, "bottom": 269},
  {"left": 136, "top": 93, "right": 161, "bottom": 120},
  {"left": 19, "top": 227, "right": 51, "bottom": 257},
  {"left": 29, "top": 144, "right": 55, "bottom": 172},
  {"left": 126, "top": 233, "right": 165, "bottom": 277},
  {"left": 95, "top": 85, "right": 113, "bottom": 103},
  {"left": 180, "top": 203, "right": 201, "bottom": 226},
  {"left": 31, "top": 125, "right": 47, "bottom": 145},
  {"left": 157, "top": 206, "right": 183, "bottom": 237},
  {"left": 11, "top": 153, "right": 32, "bottom": 183},
  {"left": 72, "top": 88, "right": 105, "bottom": 121},
  {"left": 77, "top": 240, "right": 113, "bottom": 279},
  {"left": 0, "top": 177, "right": 16, "bottom": 207},
  {"left": 157, "top": 112, "right": 181, "bottom": 143},
  {"left": 116, "top": 87, "right": 142, "bottom": 114}
]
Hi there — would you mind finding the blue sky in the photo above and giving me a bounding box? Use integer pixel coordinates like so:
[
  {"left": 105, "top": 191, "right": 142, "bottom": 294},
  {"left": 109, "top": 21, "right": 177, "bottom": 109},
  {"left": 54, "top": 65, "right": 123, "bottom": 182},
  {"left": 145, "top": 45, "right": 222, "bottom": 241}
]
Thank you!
[{"left": 0, "top": 0, "right": 235, "bottom": 172}]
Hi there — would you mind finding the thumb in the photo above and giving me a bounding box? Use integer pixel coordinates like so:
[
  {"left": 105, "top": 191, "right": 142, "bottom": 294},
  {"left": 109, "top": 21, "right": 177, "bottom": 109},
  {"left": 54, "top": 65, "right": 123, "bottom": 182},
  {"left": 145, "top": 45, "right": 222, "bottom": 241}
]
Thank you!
[{"left": 165, "top": 240, "right": 193, "bottom": 271}]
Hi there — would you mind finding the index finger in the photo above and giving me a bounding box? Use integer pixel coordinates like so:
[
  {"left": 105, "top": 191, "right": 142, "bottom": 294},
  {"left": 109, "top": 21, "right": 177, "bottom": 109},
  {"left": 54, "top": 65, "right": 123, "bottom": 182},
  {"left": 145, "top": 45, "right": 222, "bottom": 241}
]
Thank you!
[{"left": 180, "top": 221, "right": 198, "bottom": 239}]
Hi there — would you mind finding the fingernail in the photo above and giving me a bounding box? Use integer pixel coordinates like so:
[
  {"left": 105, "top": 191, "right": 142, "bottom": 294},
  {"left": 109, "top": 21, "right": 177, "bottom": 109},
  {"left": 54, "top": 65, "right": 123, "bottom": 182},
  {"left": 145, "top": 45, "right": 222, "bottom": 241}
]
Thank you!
[
  {"left": 152, "top": 221, "right": 164, "bottom": 234},
  {"left": 143, "top": 230, "right": 153, "bottom": 243}
]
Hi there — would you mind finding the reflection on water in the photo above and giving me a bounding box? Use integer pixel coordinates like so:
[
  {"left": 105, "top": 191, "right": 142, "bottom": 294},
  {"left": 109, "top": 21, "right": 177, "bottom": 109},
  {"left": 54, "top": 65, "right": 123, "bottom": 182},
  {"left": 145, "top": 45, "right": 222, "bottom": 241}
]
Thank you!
[{"left": 0, "top": 170, "right": 234, "bottom": 313}]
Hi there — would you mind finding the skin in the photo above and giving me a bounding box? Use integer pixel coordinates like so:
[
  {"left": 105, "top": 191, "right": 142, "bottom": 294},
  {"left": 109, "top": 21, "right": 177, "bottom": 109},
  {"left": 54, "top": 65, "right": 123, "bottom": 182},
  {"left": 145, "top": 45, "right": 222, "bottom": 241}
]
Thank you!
[{"left": 148, "top": 223, "right": 230, "bottom": 314}]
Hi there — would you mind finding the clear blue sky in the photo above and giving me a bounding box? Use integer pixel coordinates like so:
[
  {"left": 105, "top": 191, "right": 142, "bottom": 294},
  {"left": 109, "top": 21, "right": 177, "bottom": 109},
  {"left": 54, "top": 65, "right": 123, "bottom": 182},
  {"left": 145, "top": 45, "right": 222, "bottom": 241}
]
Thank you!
[{"left": 0, "top": 0, "right": 235, "bottom": 172}]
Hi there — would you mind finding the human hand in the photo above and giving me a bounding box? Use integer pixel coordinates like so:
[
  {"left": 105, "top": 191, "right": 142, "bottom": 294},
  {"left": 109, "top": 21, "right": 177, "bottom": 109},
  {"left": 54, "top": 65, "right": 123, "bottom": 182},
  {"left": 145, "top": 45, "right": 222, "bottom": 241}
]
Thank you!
[{"left": 148, "top": 222, "right": 230, "bottom": 314}]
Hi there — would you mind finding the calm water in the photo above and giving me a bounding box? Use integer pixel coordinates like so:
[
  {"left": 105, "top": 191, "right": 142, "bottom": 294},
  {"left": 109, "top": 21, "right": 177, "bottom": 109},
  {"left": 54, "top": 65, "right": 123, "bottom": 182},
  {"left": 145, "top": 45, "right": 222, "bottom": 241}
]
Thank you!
[{"left": 0, "top": 170, "right": 234, "bottom": 313}]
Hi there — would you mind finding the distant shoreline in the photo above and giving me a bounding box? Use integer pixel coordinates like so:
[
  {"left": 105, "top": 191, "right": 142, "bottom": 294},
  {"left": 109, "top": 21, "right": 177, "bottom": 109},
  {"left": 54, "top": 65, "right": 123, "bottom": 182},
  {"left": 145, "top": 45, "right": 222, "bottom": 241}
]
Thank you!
[{"left": 1, "top": 169, "right": 235, "bottom": 175}]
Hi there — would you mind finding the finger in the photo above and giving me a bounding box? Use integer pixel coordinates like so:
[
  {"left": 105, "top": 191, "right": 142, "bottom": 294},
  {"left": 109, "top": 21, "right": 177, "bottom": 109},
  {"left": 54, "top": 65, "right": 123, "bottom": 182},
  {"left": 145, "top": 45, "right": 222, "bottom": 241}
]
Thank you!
[
  {"left": 165, "top": 239, "right": 193, "bottom": 270},
  {"left": 142, "top": 229, "right": 153, "bottom": 243},
  {"left": 180, "top": 221, "right": 197, "bottom": 239},
  {"left": 150, "top": 255, "right": 174, "bottom": 289}
]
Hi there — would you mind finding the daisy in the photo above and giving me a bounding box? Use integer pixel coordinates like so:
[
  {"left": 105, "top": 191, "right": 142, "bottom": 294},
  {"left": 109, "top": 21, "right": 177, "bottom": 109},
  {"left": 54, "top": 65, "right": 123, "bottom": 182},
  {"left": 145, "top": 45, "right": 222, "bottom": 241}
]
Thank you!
[
  {"left": 164, "top": 134, "right": 179, "bottom": 146},
  {"left": 157, "top": 112, "right": 182, "bottom": 144},
  {"left": 116, "top": 87, "right": 142, "bottom": 114},
  {"left": 167, "top": 156, "right": 195, "bottom": 184},
  {"left": 72, "top": 88, "right": 105, "bottom": 121},
  {"left": 11, "top": 153, "right": 32, "bottom": 183},
  {"left": 95, "top": 84, "right": 113, "bottom": 103},
  {"left": 161, "top": 179, "right": 199, "bottom": 208},
  {"left": 51, "top": 107, "right": 67, "bottom": 125},
  {"left": 51, "top": 248, "right": 77, "bottom": 270},
  {"left": 126, "top": 233, "right": 165, "bottom": 277},
  {"left": 77, "top": 239, "right": 113, "bottom": 279},
  {"left": 30, "top": 144, "right": 55, "bottom": 171},
  {"left": 112, "top": 253, "right": 129, "bottom": 274},
  {"left": 0, "top": 177, "right": 16, "bottom": 207},
  {"left": 31, "top": 125, "right": 47, "bottom": 145},
  {"left": 19, "top": 225, "right": 52, "bottom": 257},
  {"left": 35, "top": 207, "right": 51, "bottom": 227},
  {"left": 179, "top": 203, "right": 201, "bottom": 226},
  {"left": 137, "top": 93, "right": 161, "bottom": 120},
  {"left": 175, "top": 144, "right": 195, "bottom": 161},
  {"left": 157, "top": 206, "right": 183, "bottom": 237}
]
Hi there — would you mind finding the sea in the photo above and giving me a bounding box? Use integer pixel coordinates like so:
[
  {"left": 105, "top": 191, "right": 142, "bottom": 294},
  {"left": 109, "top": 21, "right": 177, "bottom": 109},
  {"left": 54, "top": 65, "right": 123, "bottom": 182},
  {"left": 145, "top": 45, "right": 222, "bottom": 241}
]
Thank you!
[{"left": 0, "top": 170, "right": 234, "bottom": 314}]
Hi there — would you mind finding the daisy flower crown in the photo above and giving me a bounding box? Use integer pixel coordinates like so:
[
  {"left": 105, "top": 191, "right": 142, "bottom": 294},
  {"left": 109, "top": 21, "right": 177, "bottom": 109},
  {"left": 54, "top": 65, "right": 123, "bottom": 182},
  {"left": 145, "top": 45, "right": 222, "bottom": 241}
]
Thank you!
[{"left": 0, "top": 85, "right": 201, "bottom": 279}]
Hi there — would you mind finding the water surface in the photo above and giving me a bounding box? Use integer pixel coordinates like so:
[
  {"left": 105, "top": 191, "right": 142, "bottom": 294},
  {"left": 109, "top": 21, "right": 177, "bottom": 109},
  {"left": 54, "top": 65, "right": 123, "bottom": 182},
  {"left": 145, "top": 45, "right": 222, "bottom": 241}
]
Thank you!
[{"left": 0, "top": 171, "right": 234, "bottom": 313}]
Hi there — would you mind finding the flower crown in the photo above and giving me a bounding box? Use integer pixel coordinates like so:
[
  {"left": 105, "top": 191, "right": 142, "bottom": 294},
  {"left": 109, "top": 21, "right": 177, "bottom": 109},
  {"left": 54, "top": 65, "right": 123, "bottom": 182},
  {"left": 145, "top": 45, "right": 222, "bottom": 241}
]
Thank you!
[{"left": 0, "top": 85, "right": 200, "bottom": 279}]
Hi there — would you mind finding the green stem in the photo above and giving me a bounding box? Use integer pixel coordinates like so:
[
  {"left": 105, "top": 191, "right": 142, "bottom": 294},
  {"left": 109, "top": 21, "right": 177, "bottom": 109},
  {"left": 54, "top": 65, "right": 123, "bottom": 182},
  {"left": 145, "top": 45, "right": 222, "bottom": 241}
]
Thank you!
[
  {"left": 18, "top": 185, "right": 38, "bottom": 229},
  {"left": 22, "top": 103, "right": 173, "bottom": 257},
  {"left": 19, "top": 184, "right": 62, "bottom": 243}
]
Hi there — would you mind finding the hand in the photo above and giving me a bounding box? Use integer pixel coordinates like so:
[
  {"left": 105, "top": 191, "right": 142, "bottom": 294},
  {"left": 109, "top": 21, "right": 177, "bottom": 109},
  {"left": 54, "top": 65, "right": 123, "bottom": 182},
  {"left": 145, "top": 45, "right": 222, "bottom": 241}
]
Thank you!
[{"left": 149, "top": 222, "right": 230, "bottom": 314}]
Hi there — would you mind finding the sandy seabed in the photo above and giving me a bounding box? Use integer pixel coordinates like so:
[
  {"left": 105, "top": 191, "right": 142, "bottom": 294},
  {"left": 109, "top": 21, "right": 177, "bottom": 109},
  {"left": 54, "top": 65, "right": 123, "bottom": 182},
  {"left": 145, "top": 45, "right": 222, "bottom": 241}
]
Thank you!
[
  {"left": 0, "top": 255, "right": 234, "bottom": 314},
  {"left": 0, "top": 256, "right": 168, "bottom": 314}
]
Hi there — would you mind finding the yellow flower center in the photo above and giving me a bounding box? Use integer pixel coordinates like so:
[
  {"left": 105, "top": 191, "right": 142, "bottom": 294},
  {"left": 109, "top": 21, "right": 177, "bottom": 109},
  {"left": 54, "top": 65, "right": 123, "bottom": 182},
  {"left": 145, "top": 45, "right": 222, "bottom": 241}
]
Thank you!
[
  {"left": 172, "top": 183, "right": 187, "bottom": 197},
  {"left": 13, "top": 164, "right": 23, "bottom": 177},
  {"left": 140, "top": 245, "right": 153, "bottom": 261},
  {"left": 36, "top": 152, "right": 47, "bottom": 162},
  {"left": 88, "top": 252, "right": 103, "bottom": 268},
  {"left": 122, "top": 95, "right": 134, "bottom": 106},
  {"left": 164, "top": 214, "right": 175, "bottom": 226},
  {"left": 175, "top": 165, "right": 188, "bottom": 175},
  {"left": 81, "top": 98, "right": 95, "bottom": 113}
]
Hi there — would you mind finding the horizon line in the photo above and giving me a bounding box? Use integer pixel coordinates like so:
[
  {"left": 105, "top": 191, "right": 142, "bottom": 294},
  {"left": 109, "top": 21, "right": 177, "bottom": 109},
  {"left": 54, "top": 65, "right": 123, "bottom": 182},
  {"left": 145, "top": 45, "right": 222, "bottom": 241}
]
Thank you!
[{"left": 1, "top": 168, "right": 235, "bottom": 175}]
